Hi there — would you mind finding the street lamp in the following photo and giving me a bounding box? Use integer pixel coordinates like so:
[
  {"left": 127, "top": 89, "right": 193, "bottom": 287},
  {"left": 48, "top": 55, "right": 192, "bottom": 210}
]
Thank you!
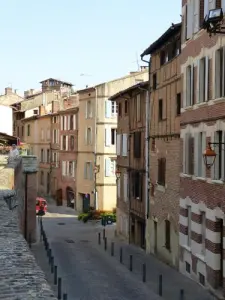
[
  {"left": 203, "top": 8, "right": 224, "bottom": 36},
  {"left": 115, "top": 169, "right": 121, "bottom": 180},
  {"left": 203, "top": 143, "right": 217, "bottom": 169}
]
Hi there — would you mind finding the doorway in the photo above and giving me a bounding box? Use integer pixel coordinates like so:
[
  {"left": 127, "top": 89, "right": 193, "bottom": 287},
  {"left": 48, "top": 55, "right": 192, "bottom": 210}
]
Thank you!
[
  {"left": 66, "top": 186, "right": 75, "bottom": 208},
  {"left": 82, "top": 193, "right": 90, "bottom": 212}
]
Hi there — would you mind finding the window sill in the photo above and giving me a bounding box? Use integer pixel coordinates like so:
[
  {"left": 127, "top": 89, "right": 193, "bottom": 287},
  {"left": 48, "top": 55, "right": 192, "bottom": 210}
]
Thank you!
[
  {"left": 182, "top": 244, "right": 191, "bottom": 252},
  {"left": 195, "top": 253, "right": 205, "bottom": 263},
  {"left": 180, "top": 173, "right": 192, "bottom": 178},
  {"left": 207, "top": 179, "right": 224, "bottom": 185},
  {"left": 212, "top": 97, "right": 225, "bottom": 104},
  {"left": 181, "top": 106, "right": 193, "bottom": 112},
  {"left": 192, "top": 176, "right": 206, "bottom": 182},
  {"left": 156, "top": 185, "right": 165, "bottom": 193}
]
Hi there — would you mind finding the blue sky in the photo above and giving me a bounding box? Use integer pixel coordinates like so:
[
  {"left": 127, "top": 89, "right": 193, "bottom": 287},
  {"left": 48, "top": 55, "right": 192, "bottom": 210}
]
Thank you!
[{"left": 0, "top": 0, "right": 181, "bottom": 95}]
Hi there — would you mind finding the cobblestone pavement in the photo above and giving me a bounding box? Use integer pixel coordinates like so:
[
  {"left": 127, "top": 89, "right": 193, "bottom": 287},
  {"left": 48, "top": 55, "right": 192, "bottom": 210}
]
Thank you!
[
  {"left": 33, "top": 205, "right": 161, "bottom": 300},
  {"left": 33, "top": 204, "right": 217, "bottom": 300}
]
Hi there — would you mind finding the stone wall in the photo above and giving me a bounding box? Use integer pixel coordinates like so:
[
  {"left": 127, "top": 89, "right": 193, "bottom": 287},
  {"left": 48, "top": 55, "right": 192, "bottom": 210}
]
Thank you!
[{"left": 0, "top": 155, "right": 56, "bottom": 299}]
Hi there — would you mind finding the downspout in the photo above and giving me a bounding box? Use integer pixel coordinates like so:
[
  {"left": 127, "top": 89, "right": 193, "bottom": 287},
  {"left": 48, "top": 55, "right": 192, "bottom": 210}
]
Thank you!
[
  {"left": 94, "top": 87, "right": 98, "bottom": 210},
  {"left": 24, "top": 173, "right": 28, "bottom": 241},
  {"left": 141, "top": 55, "right": 151, "bottom": 223}
]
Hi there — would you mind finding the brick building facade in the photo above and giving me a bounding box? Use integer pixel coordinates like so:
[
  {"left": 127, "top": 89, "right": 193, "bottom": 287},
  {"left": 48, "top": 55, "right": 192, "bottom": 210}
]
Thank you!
[
  {"left": 58, "top": 107, "right": 78, "bottom": 207},
  {"left": 141, "top": 24, "right": 181, "bottom": 267},
  {"left": 179, "top": 0, "right": 225, "bottom": 296},
  {"left": 110, "top": 81, "right": 148, "bottom": 247}
]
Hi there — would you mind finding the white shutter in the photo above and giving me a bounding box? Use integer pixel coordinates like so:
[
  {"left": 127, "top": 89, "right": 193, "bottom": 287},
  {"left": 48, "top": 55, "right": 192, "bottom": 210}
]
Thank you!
[
  {"left": 194, "top": 133, "right": 199, "bottom": 176},
  {"left": 183, "top": 135, "right": 186, "bottom": 173},
  {"left": 204, "top": 0, "right": 209, "bottom": 17},
  {"left": 211, "top": 133, "right": 215, "bottom": 179},
  {"left": 187, "top": 1, "right": 193, "bottom": 39},
  {"left": 72, "top": 161, "right": 75, "bottom": 177},
  {"left": 205, "top": 56, "right": 209, "bottom": 102},
  {"left": 60, "top": 136, "right": 63, "bottom": 150},
  {"left": 105, "top": 100, "right": 112, "bottom": 118},
  {"left": 215, "top": 49, "right": 221, "bottom": 99},
  {"left": 66, "top": 136, "right": 68, "bottom": 150},
  {"left": 64, "top": 116, "right": 67, "bottom": 130},
  {"left": 85, "top": 127, "right": 87, "bottom": 145},
  {"left": 222, "top": 132, "right": 225, "bottom": 180},
  {"left": 67, "top": 162, "right": 69, "bottom": 176},
  {"left": 116, "top": 134, "right": 121, "bottom": 155},
  {"left": 62, "top": 161, "right": 66, "bottom": 176},
  {"left": 84, "top": 163, "right": 87, "bottom": 179},
  {"left": 68, "top": 116, "right": 70, "bottom": 130},
  {"left": 85, "top": 102, "right": 88, "bottom": 118},
  {"left": 222, "top": 0, "right": 225, "bottom": 12},
  {"left": 123, "top": 173, "right": 128, "bottom": 202},
  {"left": 73, "top": 115, "right": 76, "bottom": 130},
  {"left": 193, "top": 0, "right": 200, "bottom": 33},
  {"left": 196, "top": 60, "right": 200, "bottom": 104},
  {"left": 201, "top": 132, "right": 206, "bottom": 178},
  {"left": 122, "top": 134, "right": 128, "bottom": 156},
  {"left": 57, "top": 129, "right": 59, "bottom": 143},
  {"left": 105, "top": 128, "right": 111, "bottom": 146},
  {"left": 60, "top": 116, "right": 63, "bottom": 130},
  {"left": 208, "top": 0, "right": 216, "bottom": 10},
  {"left": 105, "top": 158, "right": 111, "bottom": 177},
  {"left": 89, "top": 163, "right": 93, "bottom": 180},
  {"left": 117, "top": 177, "right": 121, "bottom": 197},
  {"left": 191, "top": 64, "right": 194, "bottom": 105}
]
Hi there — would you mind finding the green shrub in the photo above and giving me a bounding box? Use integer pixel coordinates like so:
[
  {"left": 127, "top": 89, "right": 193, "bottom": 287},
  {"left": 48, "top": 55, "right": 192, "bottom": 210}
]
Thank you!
[{"left": 83, "top": 215, "right": 89, "bottom": 223}]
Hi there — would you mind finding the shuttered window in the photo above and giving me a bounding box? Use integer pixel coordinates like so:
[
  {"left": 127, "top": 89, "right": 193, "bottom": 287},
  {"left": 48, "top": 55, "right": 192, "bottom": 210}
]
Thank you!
[
  {"left": 132, "top": 172, "right": 142, "bottom": 200},
  {"left": 157, "top": 158, "right": 166, "bottom": 186},
  {"left": 133, "top": 132, "right": 141, "bottom": 158},
  {"left": 165, "top": 220, "right": 171, "bottom": 250}
]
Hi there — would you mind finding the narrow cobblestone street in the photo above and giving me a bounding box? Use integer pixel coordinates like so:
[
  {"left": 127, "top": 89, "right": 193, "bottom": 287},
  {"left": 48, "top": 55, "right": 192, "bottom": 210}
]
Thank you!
[{"left": 32, "top": 204, "right": 217, "bottom": 300}]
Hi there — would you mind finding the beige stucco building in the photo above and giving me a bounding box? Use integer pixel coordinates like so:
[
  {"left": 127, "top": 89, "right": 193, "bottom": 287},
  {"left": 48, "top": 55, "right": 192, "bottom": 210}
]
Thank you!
[{"left": 76, "top": 70, "right": 148, "bottom": 212}]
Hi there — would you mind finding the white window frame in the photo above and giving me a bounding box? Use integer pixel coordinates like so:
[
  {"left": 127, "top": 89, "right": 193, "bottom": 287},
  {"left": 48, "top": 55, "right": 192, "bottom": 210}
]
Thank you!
[{"left": 111, "top": 101, "right": 117, "bottom": 116}]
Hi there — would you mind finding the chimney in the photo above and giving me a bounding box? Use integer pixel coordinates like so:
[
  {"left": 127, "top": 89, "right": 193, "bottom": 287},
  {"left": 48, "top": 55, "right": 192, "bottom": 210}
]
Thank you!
[
  {"left": 140, "top": 66, "right": 147, "bottom": 72},
  {"left": 5, "top": 87, "right": 12, "bottom": 95},
  {"left": 39, "top": 105, "right": 46, "bottom": 116}
]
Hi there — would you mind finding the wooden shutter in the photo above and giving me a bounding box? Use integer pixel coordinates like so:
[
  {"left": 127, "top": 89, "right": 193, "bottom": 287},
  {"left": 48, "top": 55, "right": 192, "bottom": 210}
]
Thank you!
[
  {"left": 122, "top": 134, "right": 128, "bottom": 156},
  {"left": 123, "top": 173, "right": 128, "bottom": 202},
  {"left": 194, "top": 133, "right": 199, "bottom": 176},
  {"left": 188, "top": 135, "right": 194, "bottom": 175},
  {"left": 208, "top": 0, "right": 216, "bottom": 10},
  {"left": 116, "top": 134, "right": 121, "bottom": 155},
  {"left": 187, "top": 1, "right": 193, "bottom": 39},
  {"left": 204, "top": 0, "right": 209, "bottom": 16},
  {"left": 134, "top": 132, "right": 141, "bottom": 158},
  {"left": 196, "top": 60, "right": 200, "bottom": 103}
]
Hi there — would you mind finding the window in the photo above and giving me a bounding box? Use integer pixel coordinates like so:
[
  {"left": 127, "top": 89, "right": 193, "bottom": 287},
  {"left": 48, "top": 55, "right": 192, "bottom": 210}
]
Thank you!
[
  {"left": 157, "top": 158, "right": 166, "bottom": 186},
  {"left": 118, "top": 103, "right": 122, "bottom": 116},
  {"left": 84, "top": 162, "right": 93, "bottom": 180},
  {"left": 111, "top": 101, "right": 118, "bottom": 116},
  {"left": 63, "top": 136, "right": 66, "bottom": 150},
  {"left": 133, "top": 132, "right": 141, "bottom": 158},
  {"left": 160, "top": 50, "right": 166, "bottom": 66},
  {"left": 186, "top": 65, "right": 193, "bottom": 107},
  {"left": 153, "top": 73, "right": 157, "bottom": 90},
  {"left": 158, "top": 99, "right": 163, "bottom": 121},
  {"left": 151, "top": 138, "right": 156, "bottom": 152},
  {"left": 185, "top": 262, "right": 191, "bottom": 273},
  {"left": 187, "top": 206, "right": 191, "bottom": 246},
  {"left": 116, "top": 134, "right": 121, "bottom": 155},
  {"left": 52, "top": 116, "right": 57, "bottom": 123},
  {"left": 215, "top": 48, "right": 225, "bottom": 99},
  {"left": 136, "top": 94, "right": 141, "bottom": 122},
  {"left": 17, "top": 126, "right": 19, "bottom": 137},
  {"left": 41, "top": 149, "right": 44, "bottom": 162},
  {"left": 105, "top": 158, "right": 116, "bottom": 177},
  {"left": 47, "top": 129, "right": 50, "bottom": 140},
  {"left": 22, "top": 126, "right": 24, "bottom": 136},
  {"left": 53, "top": 129, "right": 57, "bottom": 143},
  {"left": 86, "top": 101, "right": 92, "bottom": 118},
  {"left": 125, "top": 100, "right": 128, "bottom": 114},
  {"left": 111, "top": 128, "right": 116, "bottom": 145},
  {"left": 176, "top": 93, "right": 181, "bottom": 115},
  {"left": 165, "top": 220, "right": 171, "bottom": 250},
  {"left": 198, "top": 57, "right": 209, "bottom": 103},
  {"left": 47, "top": 149, "right": 50, "bottom": 163},
  {"left": 86, "top": 127, "right": 92, "bottom": 145},
  {"left": 52, "top": 152, "right": 58, "bottom": 167},
  {"left": 70, "top": 136, "right": 75, "bottom": 150},
  {"left": 184, "top": 133, "right": 194, "bottom": 175},
  {"left": 70, "top": 115, "right": 74, "bottom": 130},
  {"left": 40, "top": 171, "right": 44, "bottom": 185},
  {"left": 133, "top": 172, "right": 142, "bottom": 200},
  {"left": 199, "top": 273, "right": 205, "bottom": 286},
  {"left": 62, "top": 161, "right": 66, "bottom": 176},
  {"left": 27, "top": 124, "right": 30, "bottom": 136},
  {"left": 69, "top": 161, "right": 73, "bottom": 176},
  {"left": 41, "top": 129, "right": 44, "bottom": 140},
  {"left": 201, "top": 211, "right": 206, "bottom": 255}
]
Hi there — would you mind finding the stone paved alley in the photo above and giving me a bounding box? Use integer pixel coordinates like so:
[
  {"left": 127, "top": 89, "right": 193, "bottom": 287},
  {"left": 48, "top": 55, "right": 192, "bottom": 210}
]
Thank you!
[{"left": 32, "top": 204, "right": 217, "bottom": 300}]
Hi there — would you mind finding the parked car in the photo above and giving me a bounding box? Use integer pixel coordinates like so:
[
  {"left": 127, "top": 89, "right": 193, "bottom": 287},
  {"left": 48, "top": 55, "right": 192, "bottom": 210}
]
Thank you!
[{"left": 36, "top": 197, "right": 47, "bottom": 215}]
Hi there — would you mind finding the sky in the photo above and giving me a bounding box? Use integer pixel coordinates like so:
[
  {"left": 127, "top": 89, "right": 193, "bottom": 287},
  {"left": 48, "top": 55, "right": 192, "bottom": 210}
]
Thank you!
[{"left": 0, "top": 0, "right": 181, "bottom": 95}]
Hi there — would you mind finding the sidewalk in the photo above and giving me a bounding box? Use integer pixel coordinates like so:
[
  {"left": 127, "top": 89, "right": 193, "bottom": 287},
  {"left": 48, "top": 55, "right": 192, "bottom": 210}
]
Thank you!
[{"left": 93, "top": 226, "right": 217, "bottom": 300}]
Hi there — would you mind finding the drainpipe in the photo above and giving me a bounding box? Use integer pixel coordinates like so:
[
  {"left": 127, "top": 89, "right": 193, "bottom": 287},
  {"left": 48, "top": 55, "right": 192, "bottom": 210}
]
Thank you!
[
  {"left": 141, "top": 55, "right": 151, "bottom": 226},
  {"left": 94, "top": 87, "right": 98, "bottom": 210},
  {"left": 24, "top": 173, "right": 28, "bottom": 241}
]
